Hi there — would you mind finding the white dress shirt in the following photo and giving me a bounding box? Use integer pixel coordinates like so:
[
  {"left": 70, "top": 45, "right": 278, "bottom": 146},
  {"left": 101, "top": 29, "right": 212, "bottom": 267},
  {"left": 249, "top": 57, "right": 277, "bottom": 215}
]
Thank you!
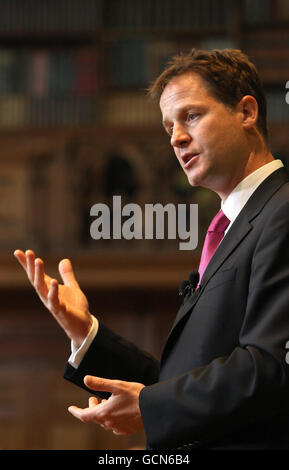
[
  {"left": 222, "top": 159, "right": 284, "bottom": 233},
  {"left": 69, "top": 159, "right": 284, "bottom": 368}
]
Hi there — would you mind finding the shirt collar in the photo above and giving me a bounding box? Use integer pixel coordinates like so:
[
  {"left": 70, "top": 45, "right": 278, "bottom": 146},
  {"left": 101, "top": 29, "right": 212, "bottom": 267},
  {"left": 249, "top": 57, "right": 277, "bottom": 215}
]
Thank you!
[{"left": 221, "top": 159, "right": 284, "bottom": 229}]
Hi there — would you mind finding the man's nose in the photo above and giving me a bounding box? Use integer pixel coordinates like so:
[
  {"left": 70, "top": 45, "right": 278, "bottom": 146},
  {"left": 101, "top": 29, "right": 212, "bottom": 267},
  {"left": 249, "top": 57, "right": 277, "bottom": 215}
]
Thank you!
[{"left": 170, "top": 125, "right": 191, "bottom": 148}]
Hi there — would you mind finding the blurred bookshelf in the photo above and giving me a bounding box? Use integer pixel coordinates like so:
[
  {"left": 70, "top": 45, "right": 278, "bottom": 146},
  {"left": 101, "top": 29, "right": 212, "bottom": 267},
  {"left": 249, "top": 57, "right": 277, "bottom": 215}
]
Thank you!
[
  {"left": 0, "top": 0, "right": 288, "bottom": 287},
  {"left": 0, "top": 0, "right": 288, "bottom": 452}
]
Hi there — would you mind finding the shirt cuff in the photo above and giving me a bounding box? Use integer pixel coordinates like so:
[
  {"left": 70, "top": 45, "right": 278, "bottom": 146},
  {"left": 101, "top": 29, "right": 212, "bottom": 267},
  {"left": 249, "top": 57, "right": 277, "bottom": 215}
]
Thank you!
[{"left": 68, "top": 315, "right": 99, "bottom": 369}]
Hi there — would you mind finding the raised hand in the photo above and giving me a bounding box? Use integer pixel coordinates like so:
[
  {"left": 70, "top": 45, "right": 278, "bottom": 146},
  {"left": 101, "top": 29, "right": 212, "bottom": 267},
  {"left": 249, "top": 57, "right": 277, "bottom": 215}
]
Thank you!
[
  {"left": 14, "top": 249, "right": 93, "bottom": 348},
  {"left": 68, "top": 375, "right": 145, "bottom": 435}
]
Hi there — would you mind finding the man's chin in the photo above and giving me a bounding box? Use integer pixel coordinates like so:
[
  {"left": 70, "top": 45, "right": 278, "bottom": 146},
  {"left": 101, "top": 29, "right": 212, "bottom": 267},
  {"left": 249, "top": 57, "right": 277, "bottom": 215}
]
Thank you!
[
  {"left": 186, "top": 167, "right": 212, "bottom": 190},
  {"left": 186, "top": 172, "right": 202, "bottom": 188}
]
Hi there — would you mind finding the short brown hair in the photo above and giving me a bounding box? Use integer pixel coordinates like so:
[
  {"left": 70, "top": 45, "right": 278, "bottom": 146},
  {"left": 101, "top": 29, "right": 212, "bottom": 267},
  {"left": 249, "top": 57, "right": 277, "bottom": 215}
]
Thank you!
[{"left": 149, "top": 48, "right": 268, "bottom": 141}]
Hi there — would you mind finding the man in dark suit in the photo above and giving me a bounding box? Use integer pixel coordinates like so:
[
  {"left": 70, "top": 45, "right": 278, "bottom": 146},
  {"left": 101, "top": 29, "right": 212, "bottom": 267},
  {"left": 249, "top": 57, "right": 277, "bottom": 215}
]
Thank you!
[{"left": 14, "top": 49, "right": 289, "bottom": 449}]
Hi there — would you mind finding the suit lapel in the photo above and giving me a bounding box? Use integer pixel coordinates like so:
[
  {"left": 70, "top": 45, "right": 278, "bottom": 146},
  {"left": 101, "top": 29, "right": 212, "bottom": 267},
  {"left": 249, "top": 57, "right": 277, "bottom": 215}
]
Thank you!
[
  {"left": 163, "top": 167, "right": 289, "bottom": 353},
  {"left": 170, "top": 215, "right": 252, "bottom": 331}
]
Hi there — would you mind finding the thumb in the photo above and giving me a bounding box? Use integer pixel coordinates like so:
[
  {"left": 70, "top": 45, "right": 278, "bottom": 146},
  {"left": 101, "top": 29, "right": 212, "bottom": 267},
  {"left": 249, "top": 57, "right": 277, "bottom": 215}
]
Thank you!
[
  {"left": 58, "top": 258, "right": 79, "bottom": 287},
  {"left": 84, "top": 375, "right": 122, "bottom": 394}
]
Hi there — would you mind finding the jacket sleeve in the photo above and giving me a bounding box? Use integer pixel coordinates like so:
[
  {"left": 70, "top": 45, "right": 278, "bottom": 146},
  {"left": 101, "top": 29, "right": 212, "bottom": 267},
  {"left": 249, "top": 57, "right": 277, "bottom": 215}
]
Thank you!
[
  {"left": 139, "top": 198, "right": 289, "bottom": 449},
  {"left": 64, "top": 322, "right": 160, "bottom": 399}
]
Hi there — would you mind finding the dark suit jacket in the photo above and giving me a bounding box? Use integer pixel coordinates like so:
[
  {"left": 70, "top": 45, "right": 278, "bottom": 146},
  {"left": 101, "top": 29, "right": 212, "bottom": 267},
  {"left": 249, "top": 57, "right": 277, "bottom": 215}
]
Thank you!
[{"left": 64, "top": 167, "right": 289, "bottom": 450}]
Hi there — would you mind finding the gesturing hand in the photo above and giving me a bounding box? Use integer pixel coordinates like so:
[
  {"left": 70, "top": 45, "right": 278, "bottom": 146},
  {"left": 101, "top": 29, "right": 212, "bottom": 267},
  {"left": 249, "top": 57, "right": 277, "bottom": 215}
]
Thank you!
[
  {"left": 14, "top": 249, "right": 93, "bottom": 348},
  {"left": 68, "top": 375, "right": 145, "bottom": 435}
]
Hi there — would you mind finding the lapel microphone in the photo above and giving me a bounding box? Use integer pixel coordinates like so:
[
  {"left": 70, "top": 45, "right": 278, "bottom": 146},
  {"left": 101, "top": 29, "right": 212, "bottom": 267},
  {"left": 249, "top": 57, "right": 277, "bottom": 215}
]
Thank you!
[{"left": 178, "top": 270, "right": 200, "bottom": 299}]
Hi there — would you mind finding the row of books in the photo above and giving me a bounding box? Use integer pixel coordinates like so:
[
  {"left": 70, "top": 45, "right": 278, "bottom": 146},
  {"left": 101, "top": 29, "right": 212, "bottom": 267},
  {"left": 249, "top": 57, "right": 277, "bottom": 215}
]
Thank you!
[
  {"left": 103, "top": 0, "right": 230, "bottom": 30},
  {"left": 0, "top": 36, "right": 236, "bottom": 97},
  {"left": 244, "top": 0, "right": 289, "bottom": 24},
  {"left": 0, "top": 0, "right": 231, "bottom": 35},
  {"left": 0, "top": 96, "right": 96, "bottom": 127},
  {"left": 0, "top": 93, "right": 160, "bottom": 127},
  {"left": 101, "top": 91, "right": 161, "bottom": 126},
  {"left": 101, "top": 89, "right": 289, "bottom": 127},
  {"left": 101, "top": 88, "right": 289, "bottom": 126},
  {"left": 0, "top": 86, "right": 287, "bottom": 128},
  {"left": 1, "top": 0, "right": 289, "bottom": 38},
  {"left": 0, "top": 0, "right": 101, "bottom": 34},
  {"left": 245, "top": 30, "right": 289, "bottom": 83},
  {"left": 0, "top": 48, "right": 99, "bottom": 96},
  {"left": 107, "top": 36, "right": 235, "bottom": 88}
]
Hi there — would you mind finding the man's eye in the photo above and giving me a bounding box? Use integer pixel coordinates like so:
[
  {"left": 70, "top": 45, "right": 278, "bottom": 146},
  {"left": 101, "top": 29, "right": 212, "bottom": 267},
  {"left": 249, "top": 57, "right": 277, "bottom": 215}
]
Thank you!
[{"left": 188, "top": 113, "right": 196, "bottom": 121}]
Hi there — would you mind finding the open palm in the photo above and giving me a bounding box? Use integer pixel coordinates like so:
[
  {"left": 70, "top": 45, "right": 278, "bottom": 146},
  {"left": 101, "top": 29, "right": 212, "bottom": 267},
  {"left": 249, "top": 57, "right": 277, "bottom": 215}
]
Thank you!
[{"left": 14, "top": 249, "right": 92, "bottom": 348}]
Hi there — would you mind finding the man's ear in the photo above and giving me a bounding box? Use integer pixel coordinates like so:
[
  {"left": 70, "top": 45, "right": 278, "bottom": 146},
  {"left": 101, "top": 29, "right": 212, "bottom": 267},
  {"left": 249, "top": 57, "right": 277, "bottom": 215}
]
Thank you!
[{"left": 237, "top": 95, "right": 258, "bottom": 131}]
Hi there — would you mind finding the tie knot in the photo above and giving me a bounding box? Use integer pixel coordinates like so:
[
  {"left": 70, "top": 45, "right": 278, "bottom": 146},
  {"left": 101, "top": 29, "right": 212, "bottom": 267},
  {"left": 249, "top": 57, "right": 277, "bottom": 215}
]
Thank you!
[{"left": 208, "top": 209, "right": 230, "bottom": 233}]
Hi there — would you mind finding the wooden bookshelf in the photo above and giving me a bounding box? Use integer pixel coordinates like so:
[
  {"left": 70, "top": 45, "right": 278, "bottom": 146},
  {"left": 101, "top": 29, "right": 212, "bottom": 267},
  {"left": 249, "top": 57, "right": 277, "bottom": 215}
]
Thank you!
[{"left": 0, "top": 0, "right": 288, "bottom": 279}]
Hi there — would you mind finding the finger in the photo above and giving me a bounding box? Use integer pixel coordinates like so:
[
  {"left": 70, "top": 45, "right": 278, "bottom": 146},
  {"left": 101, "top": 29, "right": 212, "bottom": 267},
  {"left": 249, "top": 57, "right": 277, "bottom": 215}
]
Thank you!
[
  {"left": 68, "top": 405, "right": 102, "bottom": 424},
  {"left": 47, "top": 279, "right": 61, "bottom": 315},
  {"left": 89, "top": 396, "right": 99, "bottom": 408},
  {"left": 14, "top": 250, "right": 27, "bottom": 270},
  {"left": 113, "top": 430, "right": 129, "bottom": 436},
  {"left": 100, "top": 425, "right": 111, "bottom": 431},
  {"left": 25, "top": 250, "right": 36, "bottom": 283},
  {"left": 34, "top": 258, "right": 49, "bottom": 299},
  {"left": 68, "top": 405, "right": 88, "bottom": 422},
  {"left": 58, "top": 258, "right": 79, "bottom": 287},
  {"left": 84, "top": 376, "right": 122, "bottom": 394}
]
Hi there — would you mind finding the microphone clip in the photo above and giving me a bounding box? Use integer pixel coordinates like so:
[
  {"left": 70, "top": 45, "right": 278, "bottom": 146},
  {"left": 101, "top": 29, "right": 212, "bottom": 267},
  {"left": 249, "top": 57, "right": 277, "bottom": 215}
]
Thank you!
[{"left": 178, "top": 271, "right": 200, "bottom": 302}]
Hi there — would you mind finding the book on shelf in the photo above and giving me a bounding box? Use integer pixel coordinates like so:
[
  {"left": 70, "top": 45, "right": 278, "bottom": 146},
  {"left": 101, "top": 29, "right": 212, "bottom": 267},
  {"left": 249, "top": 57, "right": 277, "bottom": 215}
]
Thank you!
[
  {"left": 28, "top": 97, "right": 96, "bottom": 126},
  {"left": 104, "top": 0, "right": 154, "bottom": 29},
  {"left": 100, "top": 91, "right": 161, "bottom": 126},
  {"left": 108, "top": 39, "right": 148, "bottom": 88},
  {"left": 0, "top": 95, "right": 27, "bottom": 127},
  {"left": 107, "top": 35, "right": 236, "bottom": 92},
  {"left": 103, "top": 0, "right": 230, "bottom": 31},
  {"left": 0, "top": 0, "right": 102, "bottom": 35},
  {"left": 48, "top": 51, "right": 76, "bottom": 97},
  {"left": 245, "top": 30, "right": 289, "bottom": 83},
  {"left": 108, "top": 0, "right": 155, "bottom": 29},
  {"left": 147, "top": 40, "right": 179, "bottom": 84},
  {"left": 266, "top": 88, "right": 289, "bottom": 123},
  {"left": 244, "top": 0, "right": 272, "bottom": 24},
  {"left": 26, "top": 51, "right": 50, "bottom": 98},
  {"left": 74, "top": 48, "right": 100, "bottom": 96},
  {"left": 0, "top": 49, "right": 19, "bottom": 94}
]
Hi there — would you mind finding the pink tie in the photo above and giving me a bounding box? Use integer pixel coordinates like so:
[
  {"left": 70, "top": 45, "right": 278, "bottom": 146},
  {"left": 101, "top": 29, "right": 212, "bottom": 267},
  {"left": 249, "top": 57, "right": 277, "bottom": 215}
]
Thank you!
[{"left": 198, "top": 209, "right": 230, "bottom": 283}]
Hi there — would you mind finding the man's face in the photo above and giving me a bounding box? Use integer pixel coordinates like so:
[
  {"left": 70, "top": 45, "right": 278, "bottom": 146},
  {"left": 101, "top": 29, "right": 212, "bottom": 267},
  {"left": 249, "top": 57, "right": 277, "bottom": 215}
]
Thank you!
[{"left": 160, "top": 73, "right": 249, "bottom": 199}]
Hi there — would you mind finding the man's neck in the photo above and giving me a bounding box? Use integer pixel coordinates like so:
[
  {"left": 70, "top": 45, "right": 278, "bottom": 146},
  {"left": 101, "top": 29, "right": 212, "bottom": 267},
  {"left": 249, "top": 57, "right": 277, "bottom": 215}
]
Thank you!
[{"left": 219, "top": 149, "right": 274, "bottom": 202}]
